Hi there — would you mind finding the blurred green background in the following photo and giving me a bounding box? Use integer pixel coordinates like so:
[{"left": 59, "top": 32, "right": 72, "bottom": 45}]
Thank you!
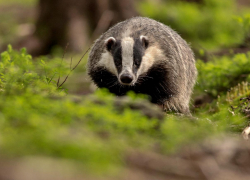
[{"left": 0, "top": 0, "right": 250, "bottom": 179}]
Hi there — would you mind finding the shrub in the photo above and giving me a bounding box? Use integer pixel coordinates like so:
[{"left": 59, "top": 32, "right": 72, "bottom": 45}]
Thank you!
[
  {"left": 196, "top": 53, "right": 250, "bottom": 97},
  {"left": 0, "top": 46, "right": 247, "bottom": 174},
  {"left": 138, "top": 0, "right": 245, "bottom": 50}
]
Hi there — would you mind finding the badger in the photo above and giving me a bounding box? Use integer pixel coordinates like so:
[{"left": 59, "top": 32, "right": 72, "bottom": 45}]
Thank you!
[{"left": 87, "top": 17, "right": 197, "bottom": 114}]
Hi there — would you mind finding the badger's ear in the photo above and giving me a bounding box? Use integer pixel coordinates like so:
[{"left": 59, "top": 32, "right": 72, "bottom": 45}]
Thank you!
[
  {"left": 105, "top": 37, "right": 116, "bottom": 52},
  {"left": 140, "top": 35, "right": 149, "bottom": 49}
]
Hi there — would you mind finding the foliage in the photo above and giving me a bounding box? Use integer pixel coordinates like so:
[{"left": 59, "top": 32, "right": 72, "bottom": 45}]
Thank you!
[
  {"left": 226, "top": 82, "right": 250, "bottom": 102},
  {"left": 0, "top": 45, "right": 69, "bottom": 95},
  {"left": 196, "top": 53, "right": 250, "bottom": 97},
  {"left": 138, "top": 0, "right": 246, "bottom": 50},
  {"left": 235, "top": 14, "right": 250, "bottom": 46},
  {"left": 226, "top": 82, "right": 250, "bottom": 117},
  {"left": 0, "top": 47, "right": 248, "bottom": 175}
]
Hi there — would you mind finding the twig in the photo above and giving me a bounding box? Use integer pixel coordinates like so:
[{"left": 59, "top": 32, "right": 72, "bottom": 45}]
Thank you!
[
  {"left": 43, "top": 65, "right": 48, "bottom": 83},
  {"left": 71, "top": 46, "right": 91, "bottom": 71},
  {"left": 57, "top": 46, "right": 91, "bottom": 89},
  {"left": 70, "top": 57, "right": 73, "bottom": 70},
  {"left": 57, "top": 43, "right": 69, "bottom": 87},
  {"left": 48, "top": 72, "right": 58, "bottom": 84}
]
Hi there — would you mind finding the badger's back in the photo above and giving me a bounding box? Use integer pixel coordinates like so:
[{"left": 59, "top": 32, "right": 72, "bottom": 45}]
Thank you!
[{"left": 88, "top": 17, "right": 197, "bottom": 114}]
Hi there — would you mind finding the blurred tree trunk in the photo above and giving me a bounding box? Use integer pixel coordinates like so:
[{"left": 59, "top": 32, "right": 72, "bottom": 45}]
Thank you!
[{"left": 21, "top": 0, "right": 138, "bottom": 56}]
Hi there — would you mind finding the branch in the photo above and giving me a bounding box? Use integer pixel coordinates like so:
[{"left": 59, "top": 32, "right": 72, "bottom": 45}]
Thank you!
[{"left": 57, "top": 47, "right": 91, "bottom": 89}]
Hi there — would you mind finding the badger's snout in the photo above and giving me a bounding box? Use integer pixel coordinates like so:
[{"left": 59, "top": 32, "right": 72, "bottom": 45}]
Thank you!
[{"left": 119, "top": 73, "right": 134, "bottom": 85}]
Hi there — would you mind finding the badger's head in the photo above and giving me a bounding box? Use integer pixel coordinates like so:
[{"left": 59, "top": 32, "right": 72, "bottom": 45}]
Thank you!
[
  {"left": 90, "top": 35, "right": 174, "bottom": 102},
  {"left": 97, "top": 35, "right": 157, "bottom": 86}
]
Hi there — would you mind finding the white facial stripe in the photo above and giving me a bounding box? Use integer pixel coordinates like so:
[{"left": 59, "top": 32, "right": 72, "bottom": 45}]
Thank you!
[
  {"left": 137, "top": 45, "right": 164, "bottom": 76},
  {"left": 121, "top": 37, "right": 134, "bottom": 74},
  {"left": 121, "top": 28, "right": 132, "bottom": 38},
  {"left": 97, "top": 51, "right": 118, "bottom": 76}
]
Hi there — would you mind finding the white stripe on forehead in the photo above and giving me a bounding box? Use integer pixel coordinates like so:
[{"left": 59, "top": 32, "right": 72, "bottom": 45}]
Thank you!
[{"left": 121, "top": 37, "right": 134, "bottom": 73}]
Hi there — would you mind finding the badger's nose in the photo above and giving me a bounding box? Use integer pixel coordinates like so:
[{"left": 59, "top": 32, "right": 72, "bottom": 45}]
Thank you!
[{"left": 120, "top": 73, "right": 133, "bottom": 84}]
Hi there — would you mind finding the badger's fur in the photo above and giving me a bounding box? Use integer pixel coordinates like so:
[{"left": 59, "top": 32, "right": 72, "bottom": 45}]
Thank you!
[{"left": 87, "top": 17, "right": 197, "bottom": 114}]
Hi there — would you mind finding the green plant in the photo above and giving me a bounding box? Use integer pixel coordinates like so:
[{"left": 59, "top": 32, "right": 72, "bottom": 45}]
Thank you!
[
  {"left": 0, "top": 46, "right": 248, "bottom": 175},
  {"left": 235, "top": 14, "right": 250, "bottom": 47},
  {"left": 196, "top": 53, "right": 250, "bottom": 97},
  {"left": 138, "top": 0, "right": 245, "bottom": 50}
]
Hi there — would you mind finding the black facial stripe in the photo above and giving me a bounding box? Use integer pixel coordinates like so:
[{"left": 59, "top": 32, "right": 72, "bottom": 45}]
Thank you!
[
  {"left": 89, "top": 67, "right": 118, "bottom": 89},
  {"left": 133, "top": 38, "right": 145, "bottom": 75},
  {"left": 110, "top": 40, "right": 122, "bottom": 74}
]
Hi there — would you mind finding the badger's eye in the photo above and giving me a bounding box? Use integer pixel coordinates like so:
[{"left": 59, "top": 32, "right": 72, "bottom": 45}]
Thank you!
[
  {"left": 115, "top": 57, "right": 122, "bottom": 64},
  {"left": 134, "top": 59, "right": 140, "bottom": 67}
]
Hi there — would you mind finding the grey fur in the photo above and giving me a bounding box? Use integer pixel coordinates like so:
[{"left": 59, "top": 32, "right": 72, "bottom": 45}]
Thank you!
[{"left": 87, "top": 17, "right": 197, "bottom": 114}]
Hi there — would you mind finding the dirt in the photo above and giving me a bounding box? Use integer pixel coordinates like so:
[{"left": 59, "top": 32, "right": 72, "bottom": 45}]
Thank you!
[{"left": 0, "top": 136, "right": 250, "bottom": 180}]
